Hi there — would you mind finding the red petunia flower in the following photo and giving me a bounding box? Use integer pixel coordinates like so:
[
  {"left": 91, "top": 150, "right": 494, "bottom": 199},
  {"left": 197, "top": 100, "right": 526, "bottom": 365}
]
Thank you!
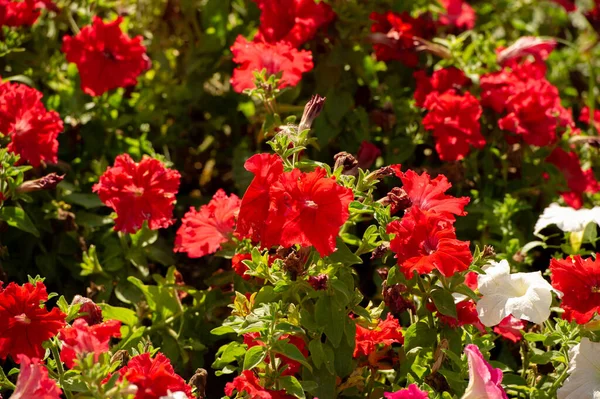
[
  {"left": 59, "top": 318, "right": 122, "bottom": 369},
  {"left": 232, "top": 253, "right": 252, "bottom": 280},
  {"left": 357, "top": 140, "right": 381, "bottom": 170},
  {"left": 480, "top": 61, "right": 547, "bottom": 114},
  {"left": 244, "top": 333, "right": 308, "bottom": 376},
  {"left": 387, "top": 207, "right": 472, "bottom": 278},
  {"left": 413, "top": 67, "right": 469, "bottom": 107},
  {"left": 62, "top": 17, "right": 150, "bottom": 97},
  {"left": 369, "top": 11, "right": 436, "bottom": 67},
  {"left": 71, "top": 295, "right": 103, "bottom": 325},
  {"left": 493, "top": 315, "right": 524, "bottom": 343},
  {"left": 174, "top": 189, "right": 240, "bottom": 258},
  {"left": 0, "top": 0, "right": 57, "bottom": 27},
  {"left": 230, "top": 36, "right": 313, "bottom": 93},
  {"left": 550, "top": 255, "right": 600, "bottom": 324},
  {"left": 252, "top": 0, "right": 335, "bottom": 47},
  {"left": 431, "top": 299, "right": 485, "bottom": 333},
  {"left": 93, "top": 154, "right": 181, "bottom": 233},
  {"left": 225, "top": 370, "right": 294, "bottom": 399},
  {"left": 0, "top": 81, "right": 63, "bottom": 167},
  {"left": 236, "top": 153, "right": 284, "bottom": 243},
  {"left": 497, "top": 79, "right": 573, "bottom": 147},
  {"left": 117, "top": 353, "right": 192, "bottom": 399},
  {"left": 422, "top": 90, "right": 485, "bottom": 161},
  {"left": 438, "top": 0, "right": 476, "bottom": 30},
  {"left": 263, "top": 167, "right": 354, "bottom": 256},
  {"left": 12, "top": 355, "right": 62, "bottom": 399},
  {"left": 0, "top": 282, "right": 66, "bottom": 362},
  {"left": 546, "top": 147, "right": 600, "bottom": 209},
  {"left": 396, "top": 169, "right": 470, "bottom": 220},
  {"left": 580, "top": 106, "right": 600, "bottom": 132},
  {"left": 354, "top": 314, "right": 403, "bottom": 358},
  {"left": 551, "top": 0, "right": 576, "bottom": 11}
]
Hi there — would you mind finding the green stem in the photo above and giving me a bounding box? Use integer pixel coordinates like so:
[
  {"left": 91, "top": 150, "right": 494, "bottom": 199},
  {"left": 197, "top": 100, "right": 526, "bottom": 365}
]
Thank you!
[
  {"left": 416, "top": 276, "right": 435, "bottom": 328},
  {"left": 51, "top": 342, "right": 73, "bottom": 399}
]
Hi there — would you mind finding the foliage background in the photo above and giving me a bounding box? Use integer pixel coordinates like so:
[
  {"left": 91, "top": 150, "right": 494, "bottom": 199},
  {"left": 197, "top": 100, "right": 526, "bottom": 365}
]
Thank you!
[{"left": 1, "top": 0, "right": 600, "bottom": 396}]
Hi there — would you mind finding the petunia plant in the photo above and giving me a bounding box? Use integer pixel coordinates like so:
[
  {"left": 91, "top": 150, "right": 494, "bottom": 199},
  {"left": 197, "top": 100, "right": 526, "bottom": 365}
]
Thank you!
[{"left": 2, "top": 0, "right": 600, "bottom": 398}]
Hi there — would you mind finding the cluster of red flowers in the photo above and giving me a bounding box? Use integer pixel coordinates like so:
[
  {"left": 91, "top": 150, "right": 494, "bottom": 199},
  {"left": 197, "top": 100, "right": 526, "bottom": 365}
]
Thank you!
[
  {"left": 244, "top": 332, "right": 308, "bottom": 376},
  {"left": 369, "top": 1, "right": 475, "bottom": 67},
  {"left": 174, "top": 189, "right": 240, "bottom": 258},
  {"left": 354, "top": 314, "right": 403, "bottom": 367},
  {"left": 230, "top": 37, "right": 314, "bottom": 93},
  {"left": 387, "top": 169, "right": 472, "bottom": 278},
  {"left": 0, "top": 281, "right": 66, "bottom": 362},
  {"left": 550, "top": 254, "right": 600, "bottom": 324},
  {"left": 0, "top": 80, "right": 63, "bottom": 167},
  {"left": 481, "top": 38, "right": 576, "bottom": 148},
  {"left": 0, "top": 0, "right": 57, "bottom": 27},
  {"left": 59, "top": 318, "right": 121, "bottom": 368},
  {"left": 93, "top": 154, "right": 181, "bottom": 234},
  {"left": 62, "top": 17, "right": 150, "bottom": 96},
  {"left": 416, "top": 68, "right": 485, "bottom": 161},
  {"left": 115, "top": 353, "right": 193, "bottom": 399},
  {"left": 369, "top": 11, "right": 436, "bottom": 67},
  {"left": 225, "top": 370, "right": 293, "bottom": 399},
  {"left": 230, "top": 0, "right": 334, "bottom": 92},
  {"left": 235, "top": 153, "right": 354, "bottom": 256}
]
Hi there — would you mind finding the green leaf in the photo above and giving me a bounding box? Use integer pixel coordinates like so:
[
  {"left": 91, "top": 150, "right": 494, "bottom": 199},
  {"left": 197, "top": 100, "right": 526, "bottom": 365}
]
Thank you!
[
  {"left": 99, "top": 304, "right": 138, "bottom": 326},
  {"left": 63, "top": 193, "right": 104, "bottom": 209},
  {"left": 315, "top": 295, "right": 345, "bottom": 347},
  {"left": 279, "top": 376, "right": 306, "bottom": 399},
  {"left": 327, "top": 237, "right": 362, "bottom": 267},
  {"left": 243, "top": 345, "right": 267, "bottom": 370},
  {"left": 308, "top": 338, "right": 325, "bottom": 369},
  {"left": 0, "top": 364, "right": 15, "bottom": 390},
  {"left": 523, "top": 333, "right": 547, "bottom": 342},
  {"left": 431, "top": 288, "right": 457, "bottom": 319},
  {"left": 273, "top": 341, "right": 313, "bottom": 372},
  {"left": 404, "top": 322, "right": 437, "bottom": 352},
  {"left": 0, "top": 206, "right": 39, "bottom": 237}
]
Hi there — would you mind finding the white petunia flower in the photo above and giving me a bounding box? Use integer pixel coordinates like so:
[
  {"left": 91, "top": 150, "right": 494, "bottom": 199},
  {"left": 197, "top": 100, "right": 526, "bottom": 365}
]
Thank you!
[
  {"left": 534, "top": 203, "right": 600, "bottom": 235},
  {"left": 558, "top": 338, "right": 600, "bottom": 399},
  {"left": 476, "top": 260, "right": 561, "bottom": 326},
  {"left": 160, "top": 391, "right": 189, "bottom": 399}
]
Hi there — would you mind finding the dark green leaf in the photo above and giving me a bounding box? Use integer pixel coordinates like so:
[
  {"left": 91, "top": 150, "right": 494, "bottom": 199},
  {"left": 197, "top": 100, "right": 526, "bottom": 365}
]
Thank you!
[
  {"left": 431, "top": 288, "right": 457, "bottom": 319},
  {"left": 243, "top": 345, "right": 267, "bottom": 370},
  {"left": 0, "top": 206, "right": 39, "bottom": 237}
]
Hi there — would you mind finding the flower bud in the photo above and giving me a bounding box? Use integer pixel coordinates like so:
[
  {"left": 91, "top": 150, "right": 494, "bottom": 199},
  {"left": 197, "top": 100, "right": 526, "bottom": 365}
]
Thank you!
[
  {"left": 357, "top": 141, "right": 381, "bottom": 170},
  {"left": 383, "top": 283, "right": 415, "bottom": 315},
  {"left": 333, "top": 152, "right": 359, "bottom": 176},
  {"left": 17, "top": 173, "right": 64, "bottom": 193},
  {"left": 299, "top": 94, "right": 326, "bottom": 132},
  {"left": 71, "top": 295, "right": 103, "bottom": 325},
  {"left": 189, "top": 368, "right": 208, "bottom": 399},
  {"left": 308, "top": 274, "right": 328, "bottom": 291},
  {"left": 371, "top": 242, "right": 390, "bottom": 260}
]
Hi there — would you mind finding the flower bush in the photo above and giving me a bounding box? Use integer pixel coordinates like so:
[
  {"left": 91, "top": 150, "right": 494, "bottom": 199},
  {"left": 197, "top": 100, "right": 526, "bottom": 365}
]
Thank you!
[{"left": 1, "top": 0, "right": 600, "bottom": 398}]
